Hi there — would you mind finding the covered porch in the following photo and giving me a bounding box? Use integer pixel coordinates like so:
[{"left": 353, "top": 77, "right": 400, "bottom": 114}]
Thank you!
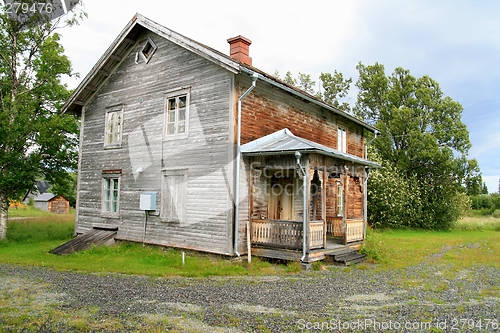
[{"left": 241, "top": 129, "right": 380, "bottom": 263}]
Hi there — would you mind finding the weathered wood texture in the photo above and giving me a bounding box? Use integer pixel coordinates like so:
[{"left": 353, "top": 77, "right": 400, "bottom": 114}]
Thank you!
[
  {"left": 347, "top": 177, "right": 363, "bottom": 219},
  {"left": 48, "top": 196, "right": 69, "bottom": 214},
  {"left": 77, "top": 30, "right": 235, "bottom": 255},
  {"left": 239, "top": 77, "right": 365, "bottom": 158},
  {"left": 346, "top": 219, "right": 364, "bottom": 243},
  {"left": 251, "top": 219, "right": 324, "bottom": 249},
  {"left": 50, "top": 228, "right": 117, "bottom": 255}
]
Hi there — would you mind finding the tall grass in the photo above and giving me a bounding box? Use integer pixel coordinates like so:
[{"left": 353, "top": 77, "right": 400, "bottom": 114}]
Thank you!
[
  {"left": 8, "top": 206, "right": 75, "bottom": 218},
  {"left": 362, "top": 216, "right": 500, "bottom": 270},
  {"left": 0, "top": 217, "right": 300, "bottom": 277}
]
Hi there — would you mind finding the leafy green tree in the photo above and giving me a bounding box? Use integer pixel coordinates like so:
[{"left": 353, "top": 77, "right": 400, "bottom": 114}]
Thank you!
[
  {"left": 0, "top": 2, "right": 84, "bottom": 238},
  {"left": 456, "top": 157, "right": 483, "bottom": 196},
  {"left": 297, "top": 72, "right": 315, "bottom": 94},
  {"left": 318, "top": 71, "right": 352, "bottom": 111},
  {"left": 283, "top": 71, "right": 297, "bottom": 87},
  {"left": 47, "top": 171, "right": 77, "bottom": 207},
  {"left": 481, "top": 182, "right": 488, "bottom": 194},
  {"left": 355, "top": 62, "right": 471, "bottom": 229}
]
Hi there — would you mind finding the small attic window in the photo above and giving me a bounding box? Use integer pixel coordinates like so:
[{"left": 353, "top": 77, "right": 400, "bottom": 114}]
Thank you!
[{"left": 140, "top": 38, "right": 157, "bottom": 63}]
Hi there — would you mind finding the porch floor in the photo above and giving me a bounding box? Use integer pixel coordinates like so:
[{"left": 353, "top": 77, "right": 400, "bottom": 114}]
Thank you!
[{"left": 251, "top": 237, "right": 363, "bottom": 263}]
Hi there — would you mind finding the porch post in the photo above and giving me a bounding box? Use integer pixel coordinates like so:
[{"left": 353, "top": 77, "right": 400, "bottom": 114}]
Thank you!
[
  {"left": 322, "top": 160, "right": 327, "bottom": 248},
  {"left": 247, "top": 162, "right": 254, "bottom": 263},
  {"left": 303, "top": 158, "right": 311, "bottom": 261},
  {"left": 363, "top": 167, "right": 368, "bottom": 239},
  {"left": 342, "top": 165, "right": 349, "bottom": 245}
]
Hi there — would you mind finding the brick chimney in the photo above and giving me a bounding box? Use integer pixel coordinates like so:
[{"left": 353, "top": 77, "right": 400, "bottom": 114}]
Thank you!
[{"left": 227, "top": 35, "right": 252, "bottom": 66}]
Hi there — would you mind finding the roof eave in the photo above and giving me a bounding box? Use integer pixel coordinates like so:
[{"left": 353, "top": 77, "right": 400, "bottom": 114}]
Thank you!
[
  {"left": 242, "top": 149, "right": 381, "bottom": 169},
  {"left": 240, "top": 67, "right": 379, "bottom": 134},
  {"left": 62, "top": 13, "right": 241, "bottom": 115}
]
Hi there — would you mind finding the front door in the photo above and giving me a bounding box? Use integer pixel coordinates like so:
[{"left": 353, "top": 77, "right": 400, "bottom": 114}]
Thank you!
[{"left": 268, "top": 175, "right": 293, "bottom": 220}]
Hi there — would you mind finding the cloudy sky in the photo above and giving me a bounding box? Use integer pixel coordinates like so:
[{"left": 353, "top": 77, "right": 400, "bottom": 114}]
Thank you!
[{"left": 58, "top": 0, "right": 500, "bottom": 193}]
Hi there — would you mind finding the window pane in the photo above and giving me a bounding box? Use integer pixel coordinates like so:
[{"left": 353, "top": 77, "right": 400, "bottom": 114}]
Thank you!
[
  {"left": 107, "top": 113, "right": 114, "bottom": 143},
  {"left": 179, "top": 109, "right": 185, "bottom": 121},
  {"left": 115, "top": 115, "right": 121, "bottom": 142},
  {"left": 168, "top": 110, "right": 176, "bottom": 122},
  {"left": 167, "top": 123, "right": 175, "bottom": 135},
  {"left": 168, "top": 98, "right": 176, "bottom": 111},
  {"left": 178, "top": 96, "right": 186, "bottom": 108},
  {"left": 178, "top": 121, "right": 185, "bottom": 133}
]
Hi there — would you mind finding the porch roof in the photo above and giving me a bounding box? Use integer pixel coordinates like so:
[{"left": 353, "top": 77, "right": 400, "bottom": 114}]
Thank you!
[{"left": 241, "top": 128, "right": 381, "bottom": 168}]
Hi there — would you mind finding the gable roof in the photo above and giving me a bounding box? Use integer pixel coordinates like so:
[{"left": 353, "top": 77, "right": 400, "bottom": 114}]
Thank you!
[
  {"left": 62, "top": 13, "right": 378, "bottom": 133},
  {"left": 34, "top": 193, "right": 56, "bottom": 202},
  {"left": 62, "top": 13, "right": 241, "bottom": 115},
  {"left": 241, "top": 128, "right": 381, "bottom": 168}
]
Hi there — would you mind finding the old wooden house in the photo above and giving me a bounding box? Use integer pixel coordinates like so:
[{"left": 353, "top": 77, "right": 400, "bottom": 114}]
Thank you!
[{"left": 62, "top": 14, "right": 379, "bottom": 263}]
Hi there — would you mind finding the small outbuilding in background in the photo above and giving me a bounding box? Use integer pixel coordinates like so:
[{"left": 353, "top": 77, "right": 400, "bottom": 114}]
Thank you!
[{"left": 34, "top": 193, "right": 69, "bottom": 214}]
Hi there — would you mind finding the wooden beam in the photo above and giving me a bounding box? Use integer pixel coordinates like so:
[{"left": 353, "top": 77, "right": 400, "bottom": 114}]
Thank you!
[
  {"left": 109, "top": 54, "right": 122, "bottom": 61},
  {"left": 86, "top": 85, "right": 97, "bottom": 92},
  {"left": 123, "top": 38, "right": 136, "bottom": 45},
  {"left": 73, "top": 100, "right": 84, "bottom": 106},
  {"left": 98, "top": 69, "right": 110, "bottom": 76}
]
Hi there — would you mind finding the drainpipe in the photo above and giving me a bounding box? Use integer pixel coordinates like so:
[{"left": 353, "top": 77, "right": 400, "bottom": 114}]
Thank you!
[
  {"left": 295, "top": 151, "right": 308, "bottom": 262},
  {"left": 234, "top": 72, "right": 259, "bottom": 257}
]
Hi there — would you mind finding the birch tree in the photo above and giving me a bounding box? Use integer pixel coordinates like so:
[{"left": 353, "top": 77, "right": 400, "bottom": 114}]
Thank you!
[{"left": 0, "top": 1, "right": 84, "bottom": 238}]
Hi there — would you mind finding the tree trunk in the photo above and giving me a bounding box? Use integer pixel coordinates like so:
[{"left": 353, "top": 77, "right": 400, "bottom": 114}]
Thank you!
[{"left": 0, "top": 194, "right": 8, "bottom": 239}]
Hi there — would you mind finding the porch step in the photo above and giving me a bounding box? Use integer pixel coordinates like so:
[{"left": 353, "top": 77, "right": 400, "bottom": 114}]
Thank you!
[
  {"left": 332, "top": 251, "right": 367, "bottom": 266},
  {"left": 50, "top": 227, "right": 117, "bottom": 255}
]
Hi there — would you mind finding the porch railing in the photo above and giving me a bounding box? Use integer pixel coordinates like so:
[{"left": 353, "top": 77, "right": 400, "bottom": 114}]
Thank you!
[
  {"left": 309, "top": 221, "right": 324, "bottom": 249},
  {"left": 346, "top": 218, "right": 364, "bottom": 243},
  {"left": 251, "top": 219, "right": 325, "bottom": 250},
  {"left": 327, "top": 218, "right": 365, "bottom": 243}
]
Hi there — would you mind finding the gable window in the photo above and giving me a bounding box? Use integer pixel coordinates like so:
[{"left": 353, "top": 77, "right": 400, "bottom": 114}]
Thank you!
[
  {"left": 140, "top": 37, "right": 157, "bottom": 63},
  {"left": 337, "top": 127, "right": 347, "bottom": 153},
  {"left": 102, "top": 171, "right": 121, "bottom": 217},
  {"left": 164, "top": 87, "right": 190, "bottom": 139},
  {"left": 161, "top": 169, "right": 187, "bottom": 222},
  {"left": 105, "top": 104, "right": 123, "bottom": 148}
]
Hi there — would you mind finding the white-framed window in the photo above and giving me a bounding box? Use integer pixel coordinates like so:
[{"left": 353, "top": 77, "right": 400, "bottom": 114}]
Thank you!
[
  {"left": 337, "top": 127, "right": 347, "bottom": 153},
  {"left": 164, "top": 87, "right": 190, "bottom": 139},
  {"left": 102, "top": 171, "right": 121, "bottom": 217},
  {"left": 104, "top": 104, "right": 124, "bottom": 148},
  {"left": 161, "top": 169, "right": 187, "bottom": 222},
  {"left": 140, "top": 37, "right": 157, "bottom": 63},
  {"left": 337, "top": 185, "right": 343, "bottom": 217}
]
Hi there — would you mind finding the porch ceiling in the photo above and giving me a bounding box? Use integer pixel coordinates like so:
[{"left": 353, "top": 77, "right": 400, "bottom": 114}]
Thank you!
[{"left": 241, "top": 128, "right": 381, "bottom": 168}]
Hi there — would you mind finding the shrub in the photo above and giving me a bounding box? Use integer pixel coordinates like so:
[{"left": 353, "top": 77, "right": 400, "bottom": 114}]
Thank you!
[
  {"left": 493, "top": 209, "right": 500, "bottom": 219},
  {"left": 470, "top": 194, "right": 493, "bottom": 210},
  {"left": 368, "top": 163, "right": 422, "bottom": 229},
  {"left": 491, "top": 193, "right": 500, "bottom": 210}
]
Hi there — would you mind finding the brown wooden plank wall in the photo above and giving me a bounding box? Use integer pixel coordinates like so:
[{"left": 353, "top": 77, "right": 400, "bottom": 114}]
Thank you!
[{"left": 238, "top": 76, "right": 365, "bottom": 158}]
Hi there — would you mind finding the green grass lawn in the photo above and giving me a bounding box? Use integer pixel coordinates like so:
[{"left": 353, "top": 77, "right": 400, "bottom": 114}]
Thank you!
[
  {"left": 0, "top": 213, "right": 301, "bottom": 277},
  {"left": 362, "top": 216, "right": 500, "bottom": 270},
  {"left": 1, "top": 210, "right": 499, "bottom": 276}
]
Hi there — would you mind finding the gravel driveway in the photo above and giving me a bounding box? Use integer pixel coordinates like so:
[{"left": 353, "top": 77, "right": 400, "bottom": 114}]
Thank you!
[{"left": 1, "top": 263, "right": 499, "bottom": 332}]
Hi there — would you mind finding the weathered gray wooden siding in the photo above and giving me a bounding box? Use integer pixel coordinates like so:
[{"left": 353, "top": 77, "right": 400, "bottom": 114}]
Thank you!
[{"left": 77, "top": 30, "right": 236, "bottom": 255}]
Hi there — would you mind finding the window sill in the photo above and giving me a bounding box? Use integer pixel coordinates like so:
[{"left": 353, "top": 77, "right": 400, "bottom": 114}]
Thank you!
[
  {"left": 101, "top": 213, "right": 120, "bottom": 219},
  {"left": 161, "top": 218, "right": 181, "bottom": 223},
  {"left": 104, "top": 143, "right": 122, "bottom": 150},
  {"left": 163, "top": 135, "right": 188, "bottom": 142}
]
